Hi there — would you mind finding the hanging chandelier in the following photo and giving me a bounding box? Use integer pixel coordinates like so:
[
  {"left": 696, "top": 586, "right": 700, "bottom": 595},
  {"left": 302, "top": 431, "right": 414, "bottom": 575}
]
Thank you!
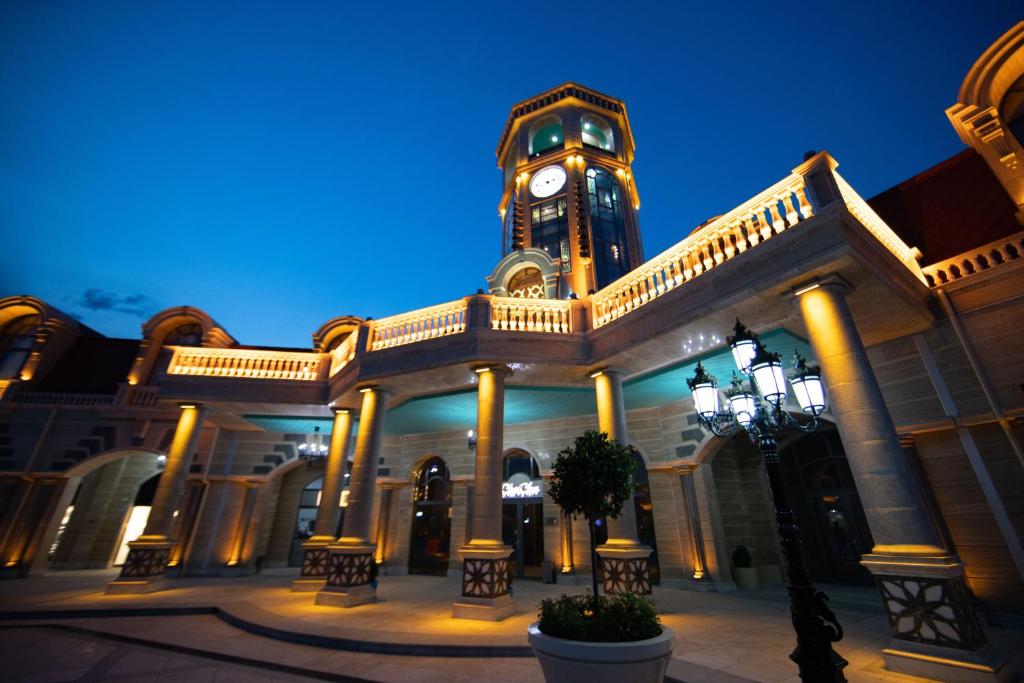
[{"left": 298, "top": 425, "right": 329, "bottom": 462}]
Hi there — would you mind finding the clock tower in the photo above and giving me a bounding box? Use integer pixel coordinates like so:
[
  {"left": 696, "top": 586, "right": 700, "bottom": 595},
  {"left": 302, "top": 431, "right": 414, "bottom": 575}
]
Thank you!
[{"left": 496, "top": 83, "right": 645, "bottom": 298}]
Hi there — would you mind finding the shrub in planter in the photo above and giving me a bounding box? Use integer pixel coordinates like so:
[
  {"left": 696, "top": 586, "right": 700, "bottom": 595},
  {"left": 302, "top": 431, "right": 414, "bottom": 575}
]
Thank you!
[
  {"left": 731, "top": 545, "right": 759, "bottom": 589},
  {"left": 528, "top": 431, "right": 674, "bottom": 683}
]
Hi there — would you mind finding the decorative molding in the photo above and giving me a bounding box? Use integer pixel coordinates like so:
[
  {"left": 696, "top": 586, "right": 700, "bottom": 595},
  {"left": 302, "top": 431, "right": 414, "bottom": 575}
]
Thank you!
[{"left": 461, "top": 557, "right": 511, "bottom": 599}]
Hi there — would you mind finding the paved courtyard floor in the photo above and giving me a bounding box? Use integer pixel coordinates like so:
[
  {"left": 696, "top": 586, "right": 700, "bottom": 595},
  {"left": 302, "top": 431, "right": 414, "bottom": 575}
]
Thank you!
[{"left": 0, "top": 569, "right": 1021, "bottom": 682}]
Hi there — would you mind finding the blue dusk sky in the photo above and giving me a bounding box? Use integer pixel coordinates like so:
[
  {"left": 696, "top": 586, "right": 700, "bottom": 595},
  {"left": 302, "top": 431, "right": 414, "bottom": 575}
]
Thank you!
[{"left": 1, "top": 2, "right": 1019, "bottom": 347}]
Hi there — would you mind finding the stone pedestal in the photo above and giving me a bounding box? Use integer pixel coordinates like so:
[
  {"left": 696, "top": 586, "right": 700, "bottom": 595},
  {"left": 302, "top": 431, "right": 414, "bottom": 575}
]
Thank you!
[
  {"left": 452, "top": 545, "right": 516, "bottom": 621},
  {"left": 105, "top": 540, "right": 171, "bottom": 594},
  {"left": 863, "top": 553, "right": 1010, "bottom": 682},
  {"left": 291, "top": 537, "right": 332, "bottom": 591},
  {"left": 596, "top": 545, "right": 652, "bottom": 595},
  {"left": 315, "top": 544, "right": 378, "bottom": 607}
]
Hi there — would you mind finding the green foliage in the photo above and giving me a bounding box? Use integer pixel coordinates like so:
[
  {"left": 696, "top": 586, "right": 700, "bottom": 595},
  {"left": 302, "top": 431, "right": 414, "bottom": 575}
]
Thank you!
[
  {"left": 732, "top": 545, "right": 752, "bottom": 568},
  {"left": 538, "top": 593, "right": 662, "bottom": 643},
  {"left": 547, "top": 430, "right": 635, "bottom": 522}
]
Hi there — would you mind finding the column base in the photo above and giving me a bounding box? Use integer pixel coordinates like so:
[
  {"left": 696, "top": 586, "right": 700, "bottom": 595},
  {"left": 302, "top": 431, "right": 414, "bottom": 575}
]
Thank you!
[
  {"left": 862, "top": 553, "right": 1008, "bottom": 681},
  {"left": 596, "top": 544, "right": 652, "bottom": 595},
  {"left": 882, "top": 641, "right": 1010, "bottom": 683},
  {"left": 106, "top": 576, "right": 169, "bottom": 594},
  {"left": 315, "top": 582, "right": 377, "bottom": 607},
  {"left": 453, "top": 545, "right": 515, "bottom": 621},
  {"left": 452, "top": 594, "right": 516, "bottom": 621},
  {"left": 106, "top": 541, "right": 172, "bottom": 595},
  {"left": 314, "top": 542, "right": 377, "bottom": 608},
  {"left": 292, "top": 577, "right": 326, "bottom": 592}
]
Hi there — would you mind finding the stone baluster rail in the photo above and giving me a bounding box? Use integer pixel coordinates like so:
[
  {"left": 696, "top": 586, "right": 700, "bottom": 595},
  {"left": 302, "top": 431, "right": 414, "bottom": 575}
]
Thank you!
[
  {"left": 490, "top": 297, "right": 572, "bottom": 333},
  {"left": 590, "top": 173, "right": 815, "bottom": 328},
  {"left": 367, "top": 299, "right": 468, "bottom": 351},
  {"left": 167, "top": 347, "right": 323, "bottom": 381},
  {"left": 921, "top": 230, "right": 1024, "bottom": 287}
]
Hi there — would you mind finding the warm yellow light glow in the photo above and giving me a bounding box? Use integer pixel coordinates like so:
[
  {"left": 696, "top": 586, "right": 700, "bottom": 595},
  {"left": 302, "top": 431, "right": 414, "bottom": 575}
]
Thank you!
[
  {"left": 794, "top": 282, "right": 820, "bottom": 296},
  {"left": 178, "top": 403, "right": 198, "bottom": 410},
  {"left": 615, "top": 168, "right": 626, "bottom": 177},
  {"left": 127, "top": 378, "right": 137, "bottom": 386},
  {"left": 588, "top": 369, "right": 605, "bottom": 379},
  {"left": 358, "top": 386, "right": 375, "bottom": 393},
  {"left": 693, "top": 569, "right": 705, "bottom": 580}
]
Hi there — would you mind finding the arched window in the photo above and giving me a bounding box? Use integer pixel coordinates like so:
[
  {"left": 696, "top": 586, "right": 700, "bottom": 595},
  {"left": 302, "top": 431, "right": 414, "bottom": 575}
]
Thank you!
[
  {"left": 0, "top": 314, "right": 40, "bottom": 379},
  {"left": 586, "top": 167, "right": 632, "bottom": 288},
  {"left": 593, "top": 447, "right": 660, "bottom": 584},
  {"left": 164, "top": 323, "right": 203, "bottom": 347},
  {"left": 507, "top": 267, "right": 545, "bottom": 299},
  {"left": 529, "top": 115, "right": 564, "bottom": 158},
  {"left": 1001, "top": 73, "right": 1024, "bottom": 150},
  {"left": 409, "top": 457, "right": 452, "bottom": 575},
  {"left": 581, "top": 114, "right": 615, "bottom": 152}
]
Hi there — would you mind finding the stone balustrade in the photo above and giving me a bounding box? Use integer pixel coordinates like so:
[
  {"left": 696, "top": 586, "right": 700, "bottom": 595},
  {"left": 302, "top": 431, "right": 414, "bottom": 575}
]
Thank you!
[
  {"left": 367, "top": 299, "right": 468, "bottom": 351},
  {"left": 11, "top": 391, "right": 118, "bottom": 406},
  {"left": 921, "top": 230, "right": 1024, "bottom": 286},
  {"left": 591, "top": 173, "right": 815, "bottom": 328},
  {"left": 832, "top": 172, "right": 925, "bottom": 280},
  {"left": 167, "top": 346, "right": 323, "bottom": 381},
  {"left": 490, "top": 297, "right": 572, "bottom": 333},
  {"left": 329, "top": 332, "right": 357, "bottom": 376}
]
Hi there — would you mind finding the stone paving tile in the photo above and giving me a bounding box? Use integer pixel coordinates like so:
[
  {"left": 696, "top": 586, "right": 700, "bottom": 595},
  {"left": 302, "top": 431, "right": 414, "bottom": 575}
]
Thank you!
[{"left": 2, "top": 569, "right": 1022, "bottom": 682}]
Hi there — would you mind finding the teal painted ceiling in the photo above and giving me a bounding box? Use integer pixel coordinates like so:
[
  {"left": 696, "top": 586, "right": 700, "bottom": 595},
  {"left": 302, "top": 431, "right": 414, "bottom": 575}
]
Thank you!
[{"left": 244, "top": 328, "right": 813, "bottom": 437}]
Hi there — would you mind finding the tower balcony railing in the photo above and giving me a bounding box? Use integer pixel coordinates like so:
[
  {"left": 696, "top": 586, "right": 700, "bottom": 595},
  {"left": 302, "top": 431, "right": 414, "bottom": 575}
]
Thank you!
[
  {"left": 166, "top": 346, "right": 324, "bottom": 381},
  {"left": 490, "top": 296, "right": 573, "bottom": 333},
  {"left": 589, "top": 152, "right": 926, "bottom": 328},
  {"left": 367, "top": 298, "right": 468, "bottom": 351},
  {"left": 590, "top": 170, "right": 816, "bottom": 328},
  {"left": 921, "top": 230, "right": 1024, "bottom": 287}
]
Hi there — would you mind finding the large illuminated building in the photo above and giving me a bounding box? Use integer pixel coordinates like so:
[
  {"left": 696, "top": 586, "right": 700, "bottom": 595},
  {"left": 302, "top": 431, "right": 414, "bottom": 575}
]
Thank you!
[{"left": 3, "top": 21, "right": 1024, "bottom": 682}]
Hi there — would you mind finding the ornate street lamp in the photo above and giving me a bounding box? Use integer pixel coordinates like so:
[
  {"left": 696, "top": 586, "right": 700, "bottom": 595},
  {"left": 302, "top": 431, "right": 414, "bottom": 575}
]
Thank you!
[
  {"left": 687, "top": 319, "right": 847, "bottom": 682},
  {"left": 298, "top": 425, "right": 329, "bottom": 463}
]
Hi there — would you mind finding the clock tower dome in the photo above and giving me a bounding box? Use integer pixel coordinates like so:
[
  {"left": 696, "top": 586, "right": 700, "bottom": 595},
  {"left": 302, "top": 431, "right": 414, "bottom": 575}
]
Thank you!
[{"left": 496, "top": 83, "right": 645, "bottom": 298}]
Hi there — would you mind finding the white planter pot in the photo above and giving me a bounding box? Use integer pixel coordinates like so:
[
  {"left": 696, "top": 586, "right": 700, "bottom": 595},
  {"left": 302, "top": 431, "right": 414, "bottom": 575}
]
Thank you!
[{"left": 527, "top": 622, "right": 674, "bottom": 683}]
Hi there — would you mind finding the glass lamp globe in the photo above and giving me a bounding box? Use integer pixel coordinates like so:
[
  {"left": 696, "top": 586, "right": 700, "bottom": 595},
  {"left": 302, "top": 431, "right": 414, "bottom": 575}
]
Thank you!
[
  {"left": 727, "top": 320, "right": 759, "bottom": 373},
  {"left": 791, "top": 373, "right": 826, "bottom": 416},
  {"left": 728, "top": 392, "right": 757, "bottom": 427},
  {"left": 692, "top": 381, "right": 720, "bottom": 420},
  {"left": 751, "top": 356, "right": 788, "bottom": 407},
  {"left": 687, "top": 362, "right": 720, "bottom": 420}
]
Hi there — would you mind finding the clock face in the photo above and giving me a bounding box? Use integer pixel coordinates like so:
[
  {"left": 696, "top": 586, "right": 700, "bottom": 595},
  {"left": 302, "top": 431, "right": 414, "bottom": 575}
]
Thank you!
[{"left": 529, "top": 166, "right": 567, "bottom": 198}]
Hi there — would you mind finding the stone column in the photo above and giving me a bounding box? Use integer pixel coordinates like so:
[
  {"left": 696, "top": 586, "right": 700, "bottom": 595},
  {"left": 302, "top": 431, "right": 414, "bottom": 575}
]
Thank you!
[
  {"left": 316, "top": 387, "right": 388, "bottom": 607},
  {"left": 798, "top": 281, "right": 1002, "bottom": 680},
  {"left": 293, "top": 408, "right": 354, "bottom": 591},
  {"left": 107, "top": 403, "right": 206, "bottom": 594},
  {"left": 453, "top": 365, "right": 516, "bottom": 621},
  {"left": 591, "top": 368, "right": 652, "bottom": 595}
]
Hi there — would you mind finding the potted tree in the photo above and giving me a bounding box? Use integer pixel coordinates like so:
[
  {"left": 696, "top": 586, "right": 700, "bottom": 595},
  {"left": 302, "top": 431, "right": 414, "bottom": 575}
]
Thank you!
[
  {"left": 528, "top": 431, "right": 674, "bottom": 683},
  {"left": 731, "top": 545, "right": 759, "bottom": 589}
]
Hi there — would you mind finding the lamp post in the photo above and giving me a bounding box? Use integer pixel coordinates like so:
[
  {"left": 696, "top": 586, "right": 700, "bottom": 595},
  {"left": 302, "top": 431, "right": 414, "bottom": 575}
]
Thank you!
[{"left": 688, "top": 320, "right": 847, "bottom": 683}]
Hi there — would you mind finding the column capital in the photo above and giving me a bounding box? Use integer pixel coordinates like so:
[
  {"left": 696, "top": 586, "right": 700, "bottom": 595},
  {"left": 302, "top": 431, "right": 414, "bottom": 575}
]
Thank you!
[
  {"left": 588, "top": 366, "right": 624, "bottom": 380},
  {"left": 787, "top": 273, "right": 853, "bottom": 299},
  {"left": 471, "top": 363, "right": 512, "bottom": 377},
  {"left": 331, "top": 406, "right": 357, "bottom": 416},
  {"left": 357, "top": 384, "right": 391, "bottom": 398},
  {"left": 177, "top": 401, "right": 204, "bottom": 410}
]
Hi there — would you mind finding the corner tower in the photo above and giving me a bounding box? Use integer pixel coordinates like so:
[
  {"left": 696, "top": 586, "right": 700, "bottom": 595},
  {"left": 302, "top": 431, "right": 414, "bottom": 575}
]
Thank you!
[{"left": 496, "top": 83, "right": 645, "bottom": 297}]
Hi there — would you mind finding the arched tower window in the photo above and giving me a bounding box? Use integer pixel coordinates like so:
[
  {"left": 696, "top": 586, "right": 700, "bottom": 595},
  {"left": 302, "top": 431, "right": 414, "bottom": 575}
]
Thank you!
[
  {"left": 581, "top": 114, "right": 615, "bottom": 152},
  {"left": 164, "top": 323, "right": 203, "bottom": 347},
  {"left": 1001, "top": 73, "right": 1024, "bottom": 151},
  {"left": 0, "top": 314, "right": 41, "bottom": 379},
  {"left": 507, "top": 267, "right": 545, "bottom": 299},
  {"left": 529, "top": 115, "right": 564, "bottom": 158},
  {"left": 586, "top": 167, "right": 632, "bottom": 289},
  {"left": 409, "top": 457, "right": 452, "bottom": 575}
]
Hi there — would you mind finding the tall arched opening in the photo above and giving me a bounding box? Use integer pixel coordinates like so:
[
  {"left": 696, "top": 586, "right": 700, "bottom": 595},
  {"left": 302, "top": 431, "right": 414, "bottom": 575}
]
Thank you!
[
  {"left": 710, "top": 423, "right": 874, "bottom": 586},
  {"left": 501, "top": 449, "right": 545, "bottom": 580},
  {"left": 595, "top": 447, "right": 661, "bottom": 584},
  {"left": 408, "top": 457, "right": 452, "bottom": 576},
  {"left": 48, "top": 450, "right": 165, "bottom": 570}
]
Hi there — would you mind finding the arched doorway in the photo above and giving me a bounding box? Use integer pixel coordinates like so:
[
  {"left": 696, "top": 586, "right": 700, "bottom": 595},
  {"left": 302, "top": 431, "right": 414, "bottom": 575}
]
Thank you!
[
  {"left": 501, "top": 450, "right": 544, "bottom": 580},
  {"left": 48, "top": 451, "right": 164, "bottom": 570},
  {"left": 288, "top": 473, "right": 348, "bottom": 566},
  {"left": 113, "top": 472, "right": 161, "bottom": 565},
  {"left": 408, "top": 457, "right": 452, "bottom": 576},
  {"left": 595, "top": 447, "right": 661, "bottom": 584},
  {"left": 710, "top": 424, "right": 873, "bottom": 585}
]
